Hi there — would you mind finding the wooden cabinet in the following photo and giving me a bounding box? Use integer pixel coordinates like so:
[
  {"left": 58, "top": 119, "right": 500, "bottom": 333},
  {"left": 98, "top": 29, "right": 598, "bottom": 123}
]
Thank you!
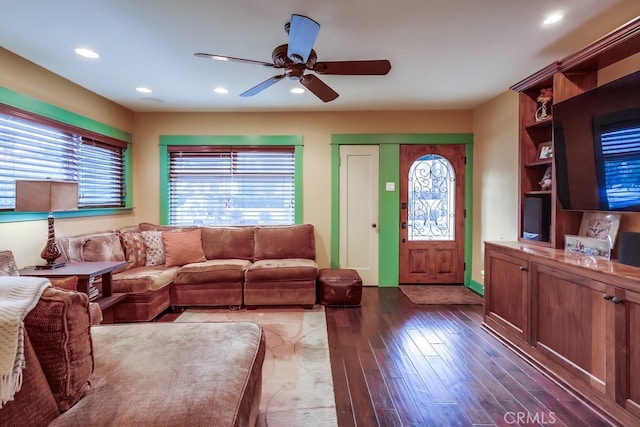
[
  {"left": 483, "top": 241, "right": 640, "bottom": 426},
  {"left": 484, "top": 244, "right": 529, "bottom": 343},
  {"left": 613, "top": 286, "right": 640, "bottom": 418},
  {"left": 530, "top": 262, "right": 608, "bottom": 396}
]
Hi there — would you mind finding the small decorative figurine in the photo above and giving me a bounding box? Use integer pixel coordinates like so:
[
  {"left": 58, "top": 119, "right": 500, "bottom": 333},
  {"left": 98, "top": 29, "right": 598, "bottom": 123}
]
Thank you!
[
  {"left": 535, "top": 88, "right": 553, "bottom": 122},
  {"left": 539, "top": 166, "right": 552, "bottom": 190}
]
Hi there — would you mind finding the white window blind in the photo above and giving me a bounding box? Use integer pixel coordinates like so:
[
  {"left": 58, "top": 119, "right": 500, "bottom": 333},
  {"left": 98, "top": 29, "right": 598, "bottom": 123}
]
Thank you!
[
  {"left": 600, "top": 125, "right": 640, "bottom": 210},
  {"left": 0, "top": 109, "right": 125, "bottom": 209},
  {"left": 169, "top": 146, "right": 295, "bottom": 226}
]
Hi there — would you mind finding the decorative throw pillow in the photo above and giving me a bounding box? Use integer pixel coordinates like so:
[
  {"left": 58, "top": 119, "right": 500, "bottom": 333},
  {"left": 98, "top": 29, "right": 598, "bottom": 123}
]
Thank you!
[
  {"left": 141, "top": 230, "right": 165, "bottom": 266},
  {"left": 81, "top": 234, "right": 127, "bottom": 273},
  {"left": 119, "top": 231, "right": 147, "bottom": 270},
  {"left": 49, "top": 275, "right": 79, "bottom": 291},
  {"left": 0, "top": 250, "right": 20, "bottom": 276},
  {"left": 162, "top": 229, "right": 207, "bottom": 267}
]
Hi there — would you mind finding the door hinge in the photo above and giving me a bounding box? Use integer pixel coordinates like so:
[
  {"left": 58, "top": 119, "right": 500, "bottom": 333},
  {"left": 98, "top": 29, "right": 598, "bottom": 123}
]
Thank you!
[
  {"left": 464, "top": 208, "right": 466, "bottom": 218},
  {"left": 464, "top": 262, "right": 466, "bottom": 271},
  {"left": 464, "top": 156, "right": 467, "bottom": 165}
]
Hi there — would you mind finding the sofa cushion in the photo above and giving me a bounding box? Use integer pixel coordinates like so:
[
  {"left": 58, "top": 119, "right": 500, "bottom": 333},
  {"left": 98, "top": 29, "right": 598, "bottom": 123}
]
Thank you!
[
  {"left": 140, "top": 230, "right": 165, "bottom": 267},
  {"left": 245, "top": 258, "right": 318, "bottom": 282},
  {"left": 51, "top": 322, "right": 265, "bottom": 427},
  {"left": 111, "top": 265, "right": 178, "bottom": 293},
  {"left": 162, "top": 229, "right": 206, "bottom": 267},
  {"left": 254, "top": 224, "right": 315, "bottom": 261},
  {"left": 24, "top": 287, "right": 94, "bottom": 412},
  {"left": 0, "top": 250, "right": 19, "bottom": 276},
  {"left": 49, "top": 275, "right": 79, "bottom": 291},
  {"left": 81, "top": 234, "right": 127, "bottom": 273},
  {"left": 201, "top": 227, "right": 255, "bottom": 261},
  {"left": 57, "top": 232, "right": 114, "bottom": 263},
  {"left": 119, "top": 231, "right": 147, "bottom": 270},
  {"left": 174, "top": 259, "right": 252, "bottom": 285}
]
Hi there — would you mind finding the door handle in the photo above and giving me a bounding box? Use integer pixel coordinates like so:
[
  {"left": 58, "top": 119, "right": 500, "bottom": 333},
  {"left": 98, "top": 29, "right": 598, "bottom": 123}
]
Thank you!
[
  {"left": 371, "top": 223, "right": 377, "bottom": 228},
  {"left": 401, "top": 222, "right": 407, "bottom": 229}
]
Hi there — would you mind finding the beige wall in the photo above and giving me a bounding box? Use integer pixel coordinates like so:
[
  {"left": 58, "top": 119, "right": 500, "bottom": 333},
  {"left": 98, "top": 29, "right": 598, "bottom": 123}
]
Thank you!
[
  {"left": 133, "top": 111, "right": 472, "bottom": 269},
  {"left": 0, "top": 48, "right": 136, "bottom": 267},
  {"left": 471, "top": 91, "right": 520, "bottom": 287}
]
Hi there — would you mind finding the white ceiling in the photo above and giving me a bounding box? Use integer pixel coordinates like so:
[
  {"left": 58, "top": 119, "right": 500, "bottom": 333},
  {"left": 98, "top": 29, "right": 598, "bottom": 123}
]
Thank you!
[{"left": 1, "top": 1, "right": 639, "bottom": 113}]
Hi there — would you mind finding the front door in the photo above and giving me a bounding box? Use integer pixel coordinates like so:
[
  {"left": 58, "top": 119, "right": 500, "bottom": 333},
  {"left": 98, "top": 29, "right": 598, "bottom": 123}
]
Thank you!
[{"left": 399, "top": 144, "right": 465, "bottom": 284}]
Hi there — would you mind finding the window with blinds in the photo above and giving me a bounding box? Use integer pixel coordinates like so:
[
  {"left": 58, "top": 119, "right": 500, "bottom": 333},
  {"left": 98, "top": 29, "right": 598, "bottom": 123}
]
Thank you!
[
  {"left": 598, "top": 122, "right": 640, "bottom": 210},
  {"left": 0, "top": 108, "right": 126, "bottom": 210},
  {"left": 168, "top": 146, "right": 295, "bottom": 226}
]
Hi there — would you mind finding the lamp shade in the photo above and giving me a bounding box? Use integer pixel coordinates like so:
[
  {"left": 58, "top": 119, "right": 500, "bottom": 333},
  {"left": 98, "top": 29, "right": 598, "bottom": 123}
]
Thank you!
[{"left": 15, "top": 180, "right": 78, "bottom": 212}]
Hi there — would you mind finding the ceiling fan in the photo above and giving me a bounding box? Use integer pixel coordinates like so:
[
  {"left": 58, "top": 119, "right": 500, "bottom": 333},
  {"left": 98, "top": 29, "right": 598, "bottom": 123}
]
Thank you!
[{"left": 195, "top": 14, "right": 391, "bottom": 102}]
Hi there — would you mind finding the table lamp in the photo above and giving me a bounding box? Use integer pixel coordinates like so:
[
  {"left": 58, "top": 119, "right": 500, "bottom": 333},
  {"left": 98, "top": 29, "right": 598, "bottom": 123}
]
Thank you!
[{"left": 15, "top": 179, "right": 78, "bottom": 269}]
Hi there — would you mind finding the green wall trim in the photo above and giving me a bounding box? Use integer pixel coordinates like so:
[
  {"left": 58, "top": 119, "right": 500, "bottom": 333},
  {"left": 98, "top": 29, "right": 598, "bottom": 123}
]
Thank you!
[
  {"left": 331, "top": 133, "right": 473, "bottom": 145},
  {"left": 0, "top": 207, "right": 133, "bottom": 223},
  {"left": 378, "top": 144, "right": 400, "bottom": 287},
  {"left": 330, "top": 133, "right": 474, "bottom": 288},
  {"left": 330, "top": 145, "right": 340, "bottom": 268},
  {"left": 0, "top": 87, "right": 131, "bottom": 143},
  {"left": 159, "top": 135, "right": 303, "bottom": 146},
  {"left": 464, "top": 143, "right": 474, "bottom": 289},
  {"left": 467, "top": 279, "right": 485, "bottom": 296},
  {"left": 158, "top": 135, "right": 303, "bottom": 225}
]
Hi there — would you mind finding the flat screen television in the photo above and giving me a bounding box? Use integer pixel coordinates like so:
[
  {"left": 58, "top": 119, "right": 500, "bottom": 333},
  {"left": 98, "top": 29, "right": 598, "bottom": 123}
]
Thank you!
[{"left": 553, "top": 69, "right": 640, "bottom": 212}]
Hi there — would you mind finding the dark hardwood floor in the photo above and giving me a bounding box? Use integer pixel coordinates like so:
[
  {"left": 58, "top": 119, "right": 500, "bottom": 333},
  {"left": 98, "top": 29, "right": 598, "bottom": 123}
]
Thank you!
[{"left": 326, "top": 287, "right": 613, "bottom": 427}]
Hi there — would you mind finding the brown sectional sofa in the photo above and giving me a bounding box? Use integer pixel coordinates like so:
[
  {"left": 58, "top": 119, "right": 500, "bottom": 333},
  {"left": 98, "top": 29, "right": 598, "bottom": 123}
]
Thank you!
[
  {"left": 0, "top": 284, "right": 266, "bottom": 426},
  {"left": 55, "top": 223, "right": 318, "bottom": 322}
]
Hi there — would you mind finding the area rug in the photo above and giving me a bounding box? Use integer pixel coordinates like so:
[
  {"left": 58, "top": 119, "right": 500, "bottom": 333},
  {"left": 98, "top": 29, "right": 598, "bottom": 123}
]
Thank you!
[
  {"left": 175, "top": 305, "right": 338, "bottom": 427},
  {"left": 400, "top": 285, "right": 484, "bottom": 305}
]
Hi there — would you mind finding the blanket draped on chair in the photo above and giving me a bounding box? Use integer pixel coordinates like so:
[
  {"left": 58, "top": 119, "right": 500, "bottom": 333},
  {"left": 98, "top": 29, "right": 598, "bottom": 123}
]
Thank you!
[{"left": 0, "top": 276, "right": 50, "bottom": 407}]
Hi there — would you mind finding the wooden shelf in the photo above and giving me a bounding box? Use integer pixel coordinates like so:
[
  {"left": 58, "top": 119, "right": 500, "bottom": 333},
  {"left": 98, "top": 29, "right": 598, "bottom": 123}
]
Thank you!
[{"left": 513, "top": 16, "right": 640, "bottom": 249}]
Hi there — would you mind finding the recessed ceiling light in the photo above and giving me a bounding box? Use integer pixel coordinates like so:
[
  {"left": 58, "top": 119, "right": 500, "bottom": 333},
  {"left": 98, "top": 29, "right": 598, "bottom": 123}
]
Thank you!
[
  {"left": 75, "top": 48, "right": 99, "bottom": 59},
  {"left": 214, "top": 87, "right": 229, "bottom": 94},
  {"left": 136, "top": 87, "right": 152, "bottom": 93},
  {"left": 291, "top": 87, "right": 305, "bottom": 94},
  {"left": 543, "top": 12, "right": 563, "bottom": 25}
]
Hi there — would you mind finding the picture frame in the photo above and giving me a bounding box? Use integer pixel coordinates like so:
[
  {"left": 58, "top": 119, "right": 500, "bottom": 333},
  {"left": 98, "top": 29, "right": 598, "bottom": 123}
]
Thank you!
[
  {"left": 578, "top": 211, "right": 622, "bottom": 249},
  {"left": 565, "top": 234, "right": 611, "bottom": 260},
  {"left": 537, "top": 142, "right": 553, "bottom": 160}
]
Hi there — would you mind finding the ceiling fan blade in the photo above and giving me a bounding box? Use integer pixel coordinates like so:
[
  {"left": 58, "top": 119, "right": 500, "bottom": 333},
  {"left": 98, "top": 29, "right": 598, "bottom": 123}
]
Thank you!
[
  {"left": 299, "top": 74, "right": 339, "bottom": 102},
  {"left": 312, "top": 60, "right": 391, "bottom": 75},
  {"left": 194, "top": 52, "right": 275, "bottom": 68},
  {"left": 287, "top": 14, "right": 320, "bottom": 64},
  {"left": 239, "top": 75, "right": 285, "bottom": 97}
]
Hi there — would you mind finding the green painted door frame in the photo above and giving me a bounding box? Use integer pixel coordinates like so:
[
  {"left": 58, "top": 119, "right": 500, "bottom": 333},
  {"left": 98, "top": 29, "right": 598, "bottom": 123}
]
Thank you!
[{"left": 330, "top": 134, "right": 480, "bottom": 293}]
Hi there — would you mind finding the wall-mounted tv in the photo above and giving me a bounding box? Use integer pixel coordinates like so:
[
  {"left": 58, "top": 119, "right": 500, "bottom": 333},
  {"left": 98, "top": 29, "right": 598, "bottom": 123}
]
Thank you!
[{"left": 553, "top": 69, "right": 640, "bottom": 212}]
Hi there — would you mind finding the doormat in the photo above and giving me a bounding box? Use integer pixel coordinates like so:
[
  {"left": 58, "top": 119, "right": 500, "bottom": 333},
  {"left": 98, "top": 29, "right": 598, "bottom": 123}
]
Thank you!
[{"left": 400, "top": 285, "right": 484, "bottom": 305}]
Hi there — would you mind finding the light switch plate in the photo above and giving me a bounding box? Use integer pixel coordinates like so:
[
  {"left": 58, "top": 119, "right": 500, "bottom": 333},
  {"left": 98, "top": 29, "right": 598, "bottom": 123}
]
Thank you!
[{"left": 385, "top": 182, "right": 395, "bottom": 191}]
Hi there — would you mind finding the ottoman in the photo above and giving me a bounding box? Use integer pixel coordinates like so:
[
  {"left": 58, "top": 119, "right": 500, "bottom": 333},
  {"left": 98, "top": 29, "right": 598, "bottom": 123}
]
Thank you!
[{"left": 318, "top": 268, "right": 363, "bottom": 306}]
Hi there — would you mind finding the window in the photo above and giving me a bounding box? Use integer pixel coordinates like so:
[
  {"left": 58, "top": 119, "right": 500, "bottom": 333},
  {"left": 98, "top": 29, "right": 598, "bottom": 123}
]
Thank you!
[
  {"left": 597, "top": 120, "right": 640, "bottom": 210},
  {"left": 407, "top": 154, "right": 455, "bottom": 240},
  {"left": 0, "top": 106, "right": 127, "bottom": 210},
  {"left": 168, "top": 146, "right": 295, "bottom": 226}
]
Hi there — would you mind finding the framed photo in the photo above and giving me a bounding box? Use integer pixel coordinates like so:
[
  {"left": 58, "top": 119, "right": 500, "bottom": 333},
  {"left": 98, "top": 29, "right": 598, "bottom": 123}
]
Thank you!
[
  {"left": 565, "top": 234, "right": 611, "bottom": 260},
  {"left": 578, "top": 211, "right": 622, "bottom": 249},
  {"left": 537, "top": 143, "right": 553, "bottom": 160}
]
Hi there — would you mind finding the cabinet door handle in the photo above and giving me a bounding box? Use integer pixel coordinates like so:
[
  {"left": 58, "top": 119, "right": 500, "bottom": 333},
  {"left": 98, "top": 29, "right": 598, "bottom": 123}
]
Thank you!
[
  {"left": 519, "top": 265, "right": 527, "bottom": 271},
  {"left": 603, "top": 294, "right": 613, "bottom": 301},
  {"left": 611, "top": 297, "right": 623, "bottom": 304}
]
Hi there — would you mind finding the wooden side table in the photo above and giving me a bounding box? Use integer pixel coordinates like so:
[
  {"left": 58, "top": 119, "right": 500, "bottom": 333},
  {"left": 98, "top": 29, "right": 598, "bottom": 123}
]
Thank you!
[{"left": 20, "top": 261, "right": 127, "bottom": 323}]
